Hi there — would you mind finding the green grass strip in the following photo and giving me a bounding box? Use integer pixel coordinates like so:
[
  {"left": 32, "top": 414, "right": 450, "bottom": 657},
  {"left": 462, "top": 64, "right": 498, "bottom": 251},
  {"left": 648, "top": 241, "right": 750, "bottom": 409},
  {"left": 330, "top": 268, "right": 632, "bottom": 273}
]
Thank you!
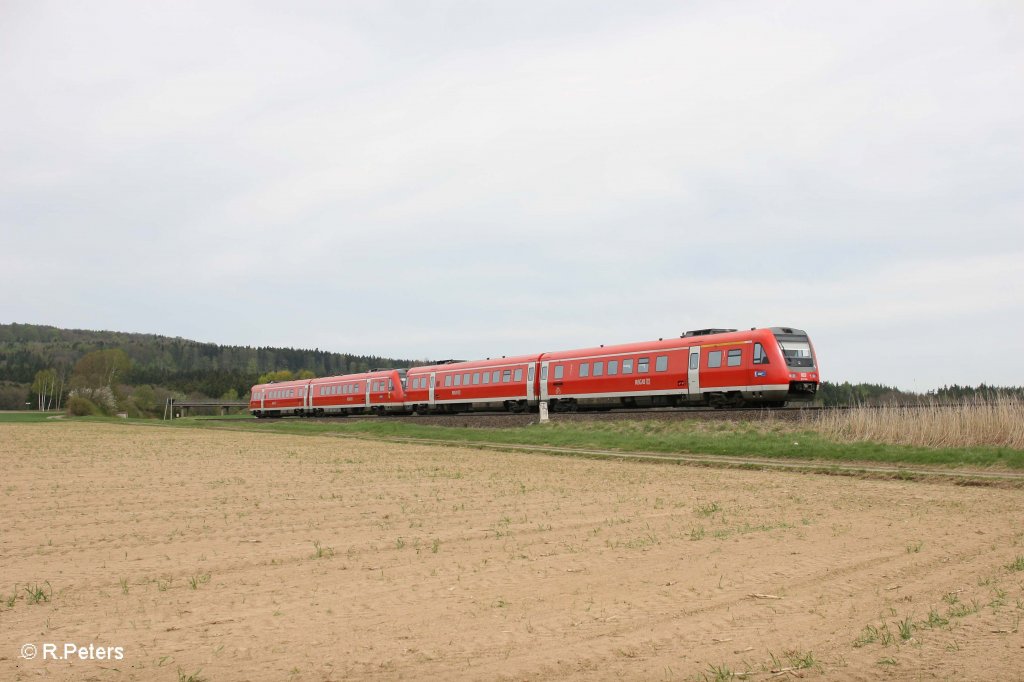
[{"left": 171, "top": 416, "right": 1024, "bottom": 469}]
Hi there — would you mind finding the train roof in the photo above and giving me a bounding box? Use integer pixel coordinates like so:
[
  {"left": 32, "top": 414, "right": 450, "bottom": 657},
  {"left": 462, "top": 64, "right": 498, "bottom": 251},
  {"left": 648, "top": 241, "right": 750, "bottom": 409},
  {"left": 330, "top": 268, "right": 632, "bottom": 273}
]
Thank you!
[
  {"left": 251, "top": 378, "right": 310, "bottom": 391},
  {"left": 308, "top": 368, "right": 403, "bottom": 384},
  {"left": 538, "top": 328, "right": 779, "bottom": 361},
  {"left": 410, "top": 353, "right": 542, "bottom": 373}
]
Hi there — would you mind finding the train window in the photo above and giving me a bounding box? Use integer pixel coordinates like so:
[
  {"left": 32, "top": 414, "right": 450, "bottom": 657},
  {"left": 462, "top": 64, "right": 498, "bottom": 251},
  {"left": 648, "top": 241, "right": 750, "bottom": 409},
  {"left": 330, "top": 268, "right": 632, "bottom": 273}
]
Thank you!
[
  {"left": 528, "top": 366, "right": 535, "bottom": 382},
  {"left": 622, "top": 358, "right": 634, "bottom": 374},
  {"left": 608, "top": 360, "right": 618, "bottom": 375},
  {"left": 554, "top": 365, "right": 564, "bottom": 380},
  {"left": 594, "top": 361, "right": 604, "bottom": 376},
  {"left": 389, "top": 380, "right": 395, "bottom": 391},
  {"left": 689, "top": 353, "right": 698, "bottom": 370},
  {"left": 472, "top": 372, "right": 480, "bottom": 385},
  {"left": 638, "top": 358, "right": 649, "bottom": 373},
  {"left": 454, "top": 374, "right": 462, "bottom": 386},
  {"left": 540, "top": 366, "right": 547, "bottom": 380},
  {"left": 502, "top": 370, "right": 511, "bottom": 383},
  {"left": 444, "top": 375, "right": 452, "bottom": 387},
  {"left": 514, "top": 368, "right": 523, "bottom": 382},
  {"left": 482, "top": 372, "right": 490, "bottom": 384},
  {"left": 655, "top": 356, "right": 668, "bottom": 372},
  {"left": 579, "top": 362, "right": 590, "bottom": 378},
  {"left": 493, "top": 370, "right": 501, "bottom": 383},
  {"left": 462, "top": 373, "right": 471, "bottom": 385},
  {"left": 727, "top": 349, "right": 742, "bottom": 367},
  {"left": 708, "top": 351, "right": 722, "bottom": 368},
  {"left": 753, "top": 343, "right": 769, "bottom": 365}
]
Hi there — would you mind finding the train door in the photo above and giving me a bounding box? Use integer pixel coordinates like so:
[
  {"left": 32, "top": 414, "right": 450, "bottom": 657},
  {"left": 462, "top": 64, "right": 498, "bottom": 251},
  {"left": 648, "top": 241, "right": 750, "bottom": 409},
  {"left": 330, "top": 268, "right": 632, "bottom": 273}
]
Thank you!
[
  {"left": 688, "top": 347, "right": 701, "bottom": 400},
  {"left": 260, "top": 390, "right": 264, "bottom": 411},
  {"left": 526, "top": 365, "right": 535, "bottom": 402},
  {"left": 429, "top": 372, "right": 436, "bottom": 407},
  {"left": 539, "top": 361, "right": 550, "bottom": 401},
  {"left": 365, "top": 379, "right": 371, "bottom": 408}
]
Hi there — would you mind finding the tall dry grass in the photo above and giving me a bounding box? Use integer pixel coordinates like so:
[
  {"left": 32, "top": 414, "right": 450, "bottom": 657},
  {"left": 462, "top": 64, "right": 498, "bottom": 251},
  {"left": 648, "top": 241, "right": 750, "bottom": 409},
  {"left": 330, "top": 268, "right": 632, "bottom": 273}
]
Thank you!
[{"left": 809, "top": 395, "right": 1024, "bottom": 449}]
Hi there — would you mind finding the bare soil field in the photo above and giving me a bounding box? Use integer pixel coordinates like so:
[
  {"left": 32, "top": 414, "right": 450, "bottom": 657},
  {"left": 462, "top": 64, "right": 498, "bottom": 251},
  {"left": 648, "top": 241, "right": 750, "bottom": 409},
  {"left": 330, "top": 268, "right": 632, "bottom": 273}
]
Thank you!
[{"left": 2, "top": 422, "right": 1023, "bottom": 681}]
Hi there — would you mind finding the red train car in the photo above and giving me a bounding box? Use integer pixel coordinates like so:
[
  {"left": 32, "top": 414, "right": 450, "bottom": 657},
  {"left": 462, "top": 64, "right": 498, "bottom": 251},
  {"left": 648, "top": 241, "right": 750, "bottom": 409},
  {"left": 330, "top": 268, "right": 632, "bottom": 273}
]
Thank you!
[
  {"left": 308, "top": 369, "right": 407, "bottom": 416},
  {"left": 406, "top": 355, "right": 541, "bottom": 413},
  {"left": 249, "top": 378, "right": 312, "bottom": 417},
  {"left": 538, "top": 327, "right": 818, "bottom": 411}
]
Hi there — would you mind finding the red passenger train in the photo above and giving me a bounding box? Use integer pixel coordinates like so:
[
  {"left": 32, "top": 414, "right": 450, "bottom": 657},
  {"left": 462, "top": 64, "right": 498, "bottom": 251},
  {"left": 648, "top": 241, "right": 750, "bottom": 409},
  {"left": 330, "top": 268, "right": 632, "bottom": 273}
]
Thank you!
[{"left": 249, "top": 327, "right": 819, "bottom": 417}]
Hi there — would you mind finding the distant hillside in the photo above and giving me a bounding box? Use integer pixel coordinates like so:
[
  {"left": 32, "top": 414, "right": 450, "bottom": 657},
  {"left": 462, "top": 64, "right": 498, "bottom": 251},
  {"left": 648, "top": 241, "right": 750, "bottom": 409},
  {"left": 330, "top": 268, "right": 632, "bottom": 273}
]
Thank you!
[{"left": 0, "top": 323, "right": 417, "bottom": 398}]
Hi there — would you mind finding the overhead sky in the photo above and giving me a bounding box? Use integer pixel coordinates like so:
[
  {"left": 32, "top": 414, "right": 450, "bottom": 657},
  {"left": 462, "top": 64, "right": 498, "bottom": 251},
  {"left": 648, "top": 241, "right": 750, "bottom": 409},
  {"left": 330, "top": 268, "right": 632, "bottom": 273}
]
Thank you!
[{"left": 2, "top": 1, "right": 1022, "bottom": 390}]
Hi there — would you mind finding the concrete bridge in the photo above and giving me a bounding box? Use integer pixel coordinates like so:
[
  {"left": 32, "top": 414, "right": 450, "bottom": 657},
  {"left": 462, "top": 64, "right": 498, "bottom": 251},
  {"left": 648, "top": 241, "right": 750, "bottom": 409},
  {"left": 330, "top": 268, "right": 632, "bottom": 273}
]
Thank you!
[{"left": 163, "top": 399, "right": 249, "bottom": 419}]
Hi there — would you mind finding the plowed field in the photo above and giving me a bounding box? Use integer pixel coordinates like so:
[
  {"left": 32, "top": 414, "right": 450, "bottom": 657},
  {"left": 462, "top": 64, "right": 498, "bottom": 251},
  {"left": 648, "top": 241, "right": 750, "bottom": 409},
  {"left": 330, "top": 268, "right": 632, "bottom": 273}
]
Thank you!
[{"left": 2, "top": 422, "right": 1022, "bottom": 680}]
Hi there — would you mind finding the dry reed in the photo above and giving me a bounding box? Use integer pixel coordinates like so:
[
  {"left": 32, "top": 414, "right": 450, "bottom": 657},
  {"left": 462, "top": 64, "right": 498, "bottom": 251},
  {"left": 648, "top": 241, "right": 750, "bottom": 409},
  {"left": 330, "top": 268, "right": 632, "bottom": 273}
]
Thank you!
[{"left": 809, "top": 395, "right": 1024, "bottom": 449}]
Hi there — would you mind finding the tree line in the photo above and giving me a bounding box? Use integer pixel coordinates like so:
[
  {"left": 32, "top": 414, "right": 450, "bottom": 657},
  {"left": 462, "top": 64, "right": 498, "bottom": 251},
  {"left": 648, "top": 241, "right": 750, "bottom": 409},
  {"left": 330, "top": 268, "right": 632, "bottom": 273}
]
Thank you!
[{"left": 0, "top": 323, "right": 418, "bottom": 415}]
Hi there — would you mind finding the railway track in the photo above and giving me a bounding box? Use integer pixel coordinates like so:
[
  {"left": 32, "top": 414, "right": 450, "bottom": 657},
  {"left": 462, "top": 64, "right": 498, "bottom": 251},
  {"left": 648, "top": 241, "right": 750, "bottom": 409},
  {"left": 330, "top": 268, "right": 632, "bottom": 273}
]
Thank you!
[
  {"left": 223, "top": 405, "right": 818, "bottom": 428},
  {"left": 211, "top": 403, "right": 960, "bottom": 428}
]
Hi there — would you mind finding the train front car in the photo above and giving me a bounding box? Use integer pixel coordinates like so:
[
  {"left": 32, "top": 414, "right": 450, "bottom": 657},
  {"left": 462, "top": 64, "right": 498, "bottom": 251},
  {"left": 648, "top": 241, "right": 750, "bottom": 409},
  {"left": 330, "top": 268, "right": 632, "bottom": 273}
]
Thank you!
[{"left": 769, "top": 327, "right": 819, "bottom": 403}]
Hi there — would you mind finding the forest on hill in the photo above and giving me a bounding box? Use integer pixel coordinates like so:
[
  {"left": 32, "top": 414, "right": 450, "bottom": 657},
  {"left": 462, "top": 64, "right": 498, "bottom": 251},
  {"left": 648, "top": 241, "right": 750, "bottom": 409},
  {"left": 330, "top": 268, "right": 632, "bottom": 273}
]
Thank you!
[
  {"left": 0, "top": 323, "right": 417, "bottom": 415},
  {"left": 1, "top": 323, "right": 1020, "bottom": 416}
]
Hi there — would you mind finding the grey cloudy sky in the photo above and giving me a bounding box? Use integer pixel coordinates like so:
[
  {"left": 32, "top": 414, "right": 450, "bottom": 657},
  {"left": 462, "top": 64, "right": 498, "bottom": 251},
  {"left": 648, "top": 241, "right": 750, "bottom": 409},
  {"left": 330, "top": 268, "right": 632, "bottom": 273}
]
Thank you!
[{"left": 2, "top": 0, "right": 1022, "bottom": 390}]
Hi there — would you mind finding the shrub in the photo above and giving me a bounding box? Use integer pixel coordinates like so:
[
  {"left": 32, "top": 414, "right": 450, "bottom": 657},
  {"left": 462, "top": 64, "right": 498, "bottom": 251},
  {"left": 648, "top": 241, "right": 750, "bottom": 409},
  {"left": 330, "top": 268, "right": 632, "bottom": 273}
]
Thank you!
[{"left": 67, "top": 395, "right": 101, "bottom": 416}]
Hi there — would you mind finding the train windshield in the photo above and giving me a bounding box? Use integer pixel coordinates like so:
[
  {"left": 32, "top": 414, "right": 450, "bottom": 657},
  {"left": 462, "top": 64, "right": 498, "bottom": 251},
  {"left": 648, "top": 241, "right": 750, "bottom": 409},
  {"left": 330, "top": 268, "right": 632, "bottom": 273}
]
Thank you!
[{"left": 777, "top": 339, "right": 814, "bottom": 368}]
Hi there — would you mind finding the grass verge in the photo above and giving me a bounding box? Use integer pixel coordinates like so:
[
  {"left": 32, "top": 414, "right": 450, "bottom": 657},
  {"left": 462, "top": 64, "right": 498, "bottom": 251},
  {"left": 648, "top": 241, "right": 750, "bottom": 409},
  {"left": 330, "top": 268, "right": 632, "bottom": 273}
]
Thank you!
[
  {"left": 0, "top": 411, "right": 60, "bottom": 423},
  {"left": 163, "top": 416, "right": 1024, "bottom": 469}
]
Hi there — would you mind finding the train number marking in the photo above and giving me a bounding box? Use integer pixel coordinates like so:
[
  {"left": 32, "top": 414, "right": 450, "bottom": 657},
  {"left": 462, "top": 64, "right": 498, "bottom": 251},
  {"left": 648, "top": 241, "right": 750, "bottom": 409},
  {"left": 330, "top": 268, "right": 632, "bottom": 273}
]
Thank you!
[{"left": 635, "top": 378, "right": 651, "bottom": 386}]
